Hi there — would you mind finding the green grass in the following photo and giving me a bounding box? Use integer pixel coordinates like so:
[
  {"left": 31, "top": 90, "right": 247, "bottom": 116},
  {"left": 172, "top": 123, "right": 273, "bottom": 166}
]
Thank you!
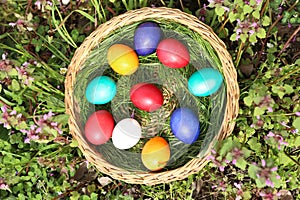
[{"left": 0, "top": 0, "right": 299, "bottom": 199}]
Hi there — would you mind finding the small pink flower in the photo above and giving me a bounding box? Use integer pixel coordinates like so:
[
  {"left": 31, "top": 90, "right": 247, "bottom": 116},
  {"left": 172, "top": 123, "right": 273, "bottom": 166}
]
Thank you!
[
  {"left": 261, "top": 159, "right": 266, "bottom": 167},
  {"left": 295, "top": 111, "right": 300, "bottom": 116}
]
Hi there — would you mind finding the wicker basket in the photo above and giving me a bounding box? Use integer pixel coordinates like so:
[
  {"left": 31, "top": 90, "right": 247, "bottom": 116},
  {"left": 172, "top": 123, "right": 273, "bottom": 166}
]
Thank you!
[{"left": 65, "top": 7, "right": 239, "bottom": 185}]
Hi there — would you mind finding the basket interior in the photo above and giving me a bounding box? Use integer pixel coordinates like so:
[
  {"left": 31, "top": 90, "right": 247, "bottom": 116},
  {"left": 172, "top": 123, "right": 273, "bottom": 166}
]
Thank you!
[{"left": 72, "top": 19, "right": 227, "bottom": 172}]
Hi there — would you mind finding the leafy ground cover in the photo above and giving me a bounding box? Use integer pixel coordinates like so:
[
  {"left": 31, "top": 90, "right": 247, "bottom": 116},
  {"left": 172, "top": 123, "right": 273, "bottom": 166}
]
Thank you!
[{"left": 0, "top": 0, "right": 299, "bottom": 199}]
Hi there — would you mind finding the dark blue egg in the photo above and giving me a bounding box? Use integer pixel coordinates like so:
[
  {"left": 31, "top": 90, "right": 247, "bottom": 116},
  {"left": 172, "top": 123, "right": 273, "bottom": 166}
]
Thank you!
[
  {"left": 134, "top": 22, "right": 162, "bottom": 56},
  {"left": 170, "top": 108, "right": 200, "bottom": 144}
]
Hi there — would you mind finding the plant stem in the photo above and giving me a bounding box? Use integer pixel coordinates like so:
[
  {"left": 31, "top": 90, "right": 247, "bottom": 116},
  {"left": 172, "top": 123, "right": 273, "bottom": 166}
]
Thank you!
[
  {"left": 210, "top": 12, "right": 217, "bottom": 28},
  {"left": 235, "top": 42, "right": 245, "bottom": 67},
  {"left": 267, "top": 67, "right": 300, "bottom": 86},
  {"left": 260, "top": 0, "right": 269, "bottom": 18},
  {"left": 0, "top": 96, "right": 15, "bottom": 106},
  {"left": 277, "top": 25, "right": 300, "bottom": 57},
  {"left": 217, "top": 17, "right": 229, "bottom": 35},
  {"left": 284, "top": 149, "right": 300, "bottom": 167}
]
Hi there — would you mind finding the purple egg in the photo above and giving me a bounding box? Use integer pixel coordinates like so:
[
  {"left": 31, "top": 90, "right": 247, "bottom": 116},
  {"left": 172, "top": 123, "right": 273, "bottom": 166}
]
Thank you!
[
  {"left": 170, "top": 108, "right": 200, "bottom": 144},
  {"left": 134, "top": 22, "right": 162, "bottom": 56}
]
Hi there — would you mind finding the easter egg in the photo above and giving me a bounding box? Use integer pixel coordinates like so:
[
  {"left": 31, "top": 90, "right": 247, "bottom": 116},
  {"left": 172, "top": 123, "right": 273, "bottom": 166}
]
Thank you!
[
  {"left": 107, "top": 44, "right": 139, "bottom": 75},
  {"left": 134, "top": 22, "right": 162, "bottom": 56},
  {"left": 85, "top": 76, "right": 117, "bottom": 104},
  {"left": 170, "top": 108, "right": 200, "bottom": 144},
  {"left": 84, "top": 110, "right": 115, "bottom": 145},
  {"left": 112, "top": 118, "right": 141, "bottom": 149},
  {"left": 188, "top": 68, "right": 223, "bottom": 97},
  {"left": 156, "top": 38, "right": 190, "bottom": 68},
  {"left": 141, "top": 136, "right": 170, "bottom": 171},
  {"left": 130, "top": 83, "right": 163, "bottom": 112}
]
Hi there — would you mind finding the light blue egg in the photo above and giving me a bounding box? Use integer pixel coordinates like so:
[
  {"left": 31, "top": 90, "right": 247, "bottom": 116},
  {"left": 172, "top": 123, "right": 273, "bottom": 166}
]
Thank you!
[
  {"left": 85, "top": 76, "right": 117, "bottom": 104},
  {"left": 188, "top": 68, "right": 223, "bottom": 97}
]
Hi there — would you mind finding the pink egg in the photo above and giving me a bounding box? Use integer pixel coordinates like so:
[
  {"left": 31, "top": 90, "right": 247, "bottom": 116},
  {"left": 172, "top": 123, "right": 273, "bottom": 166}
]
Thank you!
[
  {"left": 156, "top": 38, "right": 190, "bottom": 68},
  {"left": 84, "top": 110, "right": 115, "bottom": 145},
  {"left": 130, "top": 83, "right": 163, "bottom": 112}
]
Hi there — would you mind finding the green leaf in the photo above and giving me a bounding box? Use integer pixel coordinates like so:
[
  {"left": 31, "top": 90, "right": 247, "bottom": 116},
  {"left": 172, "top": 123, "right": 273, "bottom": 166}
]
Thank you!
[
  {"left": 252, "top": 10, "right": 260, "bottom": 19},
  {"left": 240, "top": 33, "right": 248, "bottom": 43},
  {"left": 292, "top": 117, "right": 300, "bottom": 130},
  {"left": 256, "top": 178, "right": 266, "bottom": 188},
  {"left": 71, "top": 29, "right": 79, "bottom": 42},
  {"left": 247, "top": 138, "right": 262, "bottom": 155},
  {"left": 243, "top": 191, "right": 252, "bottom": 200},
  {"left": 272, "top": 85, "right": 285, "bottom": 99},
  {"left": 293, "top": 136, "right": 300, "bottom": 147},
  {"left": 277, "top": 152, "right": 292, "bottom": 166},
  {"left": 229, "top": 12, "right": 238, "bottom": 22},
  {"left": 271, "top": 174, "right": 282, "bottom": 188},
  {"left": 11, "top": 79, "right": 20, "bottom": 91},
  {"left": 254, "top": 107, "right": 265, "bottom": 116},
  {"left": 74, "top": 9, "right": 95, "bottom": 23},
  {"left": 235, "top": 158, "right": 248, "bottom": 170},
  {"left": 230, "top": 33, "right": 238, "bottom": 41},
  {"left": 262, "top": 16, "right": 271, "bottom": 26},
  {"left": 243, "top": 96, "right": 253, "bottom": 107},
  {"left": 8, "top": 68, "right": 18, "bottom": 76},
  {"left": 283, "top": 84, "right": 294, "bottom": 94},
  {"left": 215, "top": 5, "right": 225, "bottom": 16},
  {"left": 219, "top": 138, "right": 234, "bottom": 156},
  {"left": 257, "top": 28, "right": 266, "bottom": 39},
  {"left": 70, "top": 139, "right": 78, "bottom": 148},
  {"left": 52, "top": 114, "right": 69, "bottom": 125},
  {"left": 249, "top": 34, "right": 257, "bottom": 43},
  {"left": 248, "top": 164, "right": 259, "bottom": 179},
  {"left": 242, "top": 147, "right": 252, "bottom": 158},
  {"left": 70, "top": 191, "right": 80, "bottom": 200},
  {"left": 243, "top": 5, "right": 253, "bottom": 14},
  {"left": 249, "top": 0, "right": 256, "bottom": 6}
]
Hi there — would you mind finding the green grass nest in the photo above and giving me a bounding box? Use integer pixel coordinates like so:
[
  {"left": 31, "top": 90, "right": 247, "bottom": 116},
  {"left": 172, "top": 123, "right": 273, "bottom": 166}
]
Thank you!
[{"left": 72, "top": 19, "right": 227, "bottom": 172}]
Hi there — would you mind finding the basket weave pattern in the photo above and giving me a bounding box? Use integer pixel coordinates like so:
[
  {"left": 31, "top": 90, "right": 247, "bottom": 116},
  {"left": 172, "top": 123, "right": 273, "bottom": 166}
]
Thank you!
[{"left": 65, "top": 7, "right": 239, "bottom": 185}]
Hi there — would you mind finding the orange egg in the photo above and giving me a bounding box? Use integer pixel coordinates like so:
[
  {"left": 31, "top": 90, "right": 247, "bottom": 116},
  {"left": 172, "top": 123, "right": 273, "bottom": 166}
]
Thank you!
[
  {"left": 141, "top": 136, "right": 170, "bottom": 171},
  {"left": 107, "top": 44, "right": 139, "bottom": 75}
]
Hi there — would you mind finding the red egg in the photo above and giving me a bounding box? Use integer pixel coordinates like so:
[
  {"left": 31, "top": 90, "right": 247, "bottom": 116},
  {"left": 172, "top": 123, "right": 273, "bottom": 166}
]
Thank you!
[
  {"left": 156, "top": 38, "right": 190, "bottom": 68},
  {"left": 84, "top": 110, "right": 115, "bottom": 145},
  {"left": 130, "top": 83, "right": 163, "bottom": 112}
]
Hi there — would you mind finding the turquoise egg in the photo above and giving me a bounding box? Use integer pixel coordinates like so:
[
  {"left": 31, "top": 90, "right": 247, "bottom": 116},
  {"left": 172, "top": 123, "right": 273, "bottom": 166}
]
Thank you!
[
  {"left": 188, "top": 68, "right": 223, "bottom": 97},
  {"left": 85, "top": 76, "right": 117, "bottom": 104}
]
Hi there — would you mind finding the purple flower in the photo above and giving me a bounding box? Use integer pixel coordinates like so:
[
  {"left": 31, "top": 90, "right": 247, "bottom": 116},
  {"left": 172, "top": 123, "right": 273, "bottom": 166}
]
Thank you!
[
  {"left": 35, "top": 0, "right": 42, "bottom": 10},
  {"left": 256, "top": 160, "right": 279, "bottom": 188},
  {"left": 295, "top": 111, "right": 300, "bottom": 116},
  {"left": 0, "top": 178, "right": 10, "bottom": 191},
  {"left": 212, "top": 180, "right": 226, "bottom": 191},
  {"left": 256, "top": 0, "right": 262, "bottom": 5},
  {"left": 207, "top": 149, "right": 229, "bottom": 172},
  {"left": 0, "top": 106, "right": 23, "bottom": 129},
  {"left": 267, "top": 106, "right": 273, "bottom": 112},
  {"left": 16, "top": 64, "right": 34, "bottom": 85},
  {"left": 259, "top": 189, "right": 281, "bottom": 200},
  {"left": 265, "top": 131, "right": 288, "bottom": 150}
]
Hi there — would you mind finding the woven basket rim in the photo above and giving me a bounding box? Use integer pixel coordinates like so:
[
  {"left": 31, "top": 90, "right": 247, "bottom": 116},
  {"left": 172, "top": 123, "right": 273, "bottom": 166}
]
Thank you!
[{"left": 65, "top": 7, "right": 240, "bottom": 185}]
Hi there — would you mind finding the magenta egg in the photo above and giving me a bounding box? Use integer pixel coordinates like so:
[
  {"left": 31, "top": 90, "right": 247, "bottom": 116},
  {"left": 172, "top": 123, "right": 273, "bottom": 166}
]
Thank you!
[
  {"left": 130, "top": 83, "right": 164, "bottom": 112},
  {"left": 84, "top": 110, "right": 115, "bottom": 145},
  {"left": 156, "top": 38, "right": 190, "bottom": 68}
]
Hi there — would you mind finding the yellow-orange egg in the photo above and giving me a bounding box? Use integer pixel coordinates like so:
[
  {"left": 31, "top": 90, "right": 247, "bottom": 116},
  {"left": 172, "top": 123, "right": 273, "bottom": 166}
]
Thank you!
[
  {"left": 141, "top": 136, "right": 170, "bottom": 171},
  {"left": 107, "top": 44, "right": 139, "bottom": 75}
]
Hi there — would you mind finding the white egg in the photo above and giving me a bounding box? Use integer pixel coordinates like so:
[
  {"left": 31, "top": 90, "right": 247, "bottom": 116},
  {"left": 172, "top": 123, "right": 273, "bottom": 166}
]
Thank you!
[{"left": 112, "top": 118, "right": 141, "bottom": 149}]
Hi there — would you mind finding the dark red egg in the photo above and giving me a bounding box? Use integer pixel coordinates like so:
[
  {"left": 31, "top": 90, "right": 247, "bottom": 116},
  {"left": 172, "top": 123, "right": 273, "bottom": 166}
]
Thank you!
[
  {"left": 156, "top": 38, "right": 190, "bottom": 68},
  {"left": 84, "top": 110, "right": 115, "bottom": 145},
  {"left": 130, "top": 83, "right": 164, "bottom": 112}
]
